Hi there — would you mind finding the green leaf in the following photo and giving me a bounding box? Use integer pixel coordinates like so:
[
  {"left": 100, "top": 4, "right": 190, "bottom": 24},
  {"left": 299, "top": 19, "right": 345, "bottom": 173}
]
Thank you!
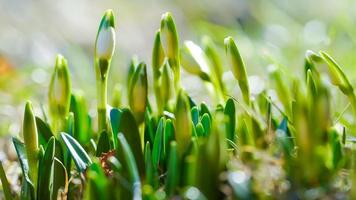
[
  {"left": 165, "top": 141, "right": 179, "bottom": 196},
  {"left": 238, "top": 118, "right": 252, "bottom": 146},
  {"left": 70, "top": 92, "right": 91, "bottom": 144},
  {"left": 188, "top": 95, "right": 197, "bottom": 108},
  {"left": 152, "top": 117, "right": 165, "bottom": 168},
  {"left": 60, "top": 132, "right": 92, "bottom": 172},
  {"left": 117, "top": 133, "right": 142, "bottom": 200},
  {"left": 329, "top": 129, "right": 343, "bottom": 169},
  {"left": 164, "top": 119, "right": 175, "bottom": 158},
  {"left": 107, "top": 156, "right": 122, "bottom": 173},
  {"left": 195, "top": 123, "right": 205, "bottom": 137},
  {"left": 65, "top": 112, "right": 75, "bottom": 136},
  {"left": 224, "top": 98, "right": 236, "bottom": 146},
  {"left": 191, "top": 106, "right": 199, "bottom": 126},
  {"left": 182, "top": 154, "right": 197, "bottom": 186},
  {"left": 110, "top": 108, "right": 122, "bottom": 149},
  {"left": 35, "top": 116, "right": 53, "bottom": 146},
  {"left": 200, "top": 102, "right": 211, "bottom": 119},
  {"left": 85, "top": 163, "right": 109, "bottom": 200},
  {"left": 144, "top": 110, "right": 155, "bottom": 146},
  {"left": 52, "top": 158, "right": 67, "bottom": 200},
  {"left": 201, "top": 113, "right": 211, "bottom": 136},
  {"left": 37, "top": 137, "right": 55, "bottom": 200},
  {"left": 96, "top": 130, "right": 111, "bottom": 157},
  {"left": 195, "top": 114, "right": 226, "bottom": 199},
  {"left": 12, "top": 138, "right": 35, "bottom": 200},
  {"left": 306, "top": 69, "right": 317, "bottom": 98},
  {"left": 0, "top": 161, "right": 13, "bottom": 200},
  {"left": 224, "top": 36, "right": 250, "bottom": 105},
  {"left": 117, "top": 108, "right": 145, "bottom": 176},
  {"left": 144, "top": 142, "right": 158, "bottom": 188}
]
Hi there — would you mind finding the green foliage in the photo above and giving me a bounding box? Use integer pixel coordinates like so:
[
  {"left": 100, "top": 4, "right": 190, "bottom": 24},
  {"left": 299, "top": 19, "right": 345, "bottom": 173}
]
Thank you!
[
  {"left": 0, "top": 162, "right": 12, "bottom": 200},
  {"left": 2, "top": 9, "right": 356, "bottom": 200},
  {"left": 60, "top": 132, "right": 92, "bottom": 172},
  {"left": 37, "top": 137, "right": 55, "bottom": 200}
]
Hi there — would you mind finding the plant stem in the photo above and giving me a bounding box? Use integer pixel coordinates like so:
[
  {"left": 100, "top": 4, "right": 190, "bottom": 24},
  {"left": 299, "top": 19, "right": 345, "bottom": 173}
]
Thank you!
[{"left": 96, "top": 59, "right": 109, "bottom": 132}]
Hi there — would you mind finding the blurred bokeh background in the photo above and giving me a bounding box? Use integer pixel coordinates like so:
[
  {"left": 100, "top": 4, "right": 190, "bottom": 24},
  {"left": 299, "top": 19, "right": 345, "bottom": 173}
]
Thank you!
[{"left": 0, "top": 0, "right": 356, "bottom": 140}]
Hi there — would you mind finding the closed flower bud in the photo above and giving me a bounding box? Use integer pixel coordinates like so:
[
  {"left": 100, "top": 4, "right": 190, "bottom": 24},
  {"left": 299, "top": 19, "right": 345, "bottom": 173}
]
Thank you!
[
  {"left": 49, "top": 54, "right": 71, "bottom": 133},
  {"left": 129, "top": 62, "right": 148, "bottom": 124},
  {"left": 152, "top": 31, "right": 165, "bottom": 113},
  {"left": 174, "top": 89, "right": 192, "bottom": 156},
  {"left": 23, "top": 101, "right": 39, "bottom": 189},
  {"left": 95, "top": 9, "right": 116, "bottom": 61},
  {"left": 319, "top": 51, "right": 354, "bottom": 95},
  {"left": 224, "top": 36, "right": 250, "bottom": 105},
  {"left": 161, "top": 60, "right": 173, "bottom": 105},
  {"left": 160, "top": 12, "right": 179, "bottom": 60},
  {"left": 152, "top": 30, "right": 165, "bottom": 74}
]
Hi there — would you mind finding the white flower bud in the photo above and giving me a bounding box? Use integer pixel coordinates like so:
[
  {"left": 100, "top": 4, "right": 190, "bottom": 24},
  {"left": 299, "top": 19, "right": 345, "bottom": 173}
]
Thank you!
[{"left": 96, "top": 26, "right": 116, "bottom": 60}]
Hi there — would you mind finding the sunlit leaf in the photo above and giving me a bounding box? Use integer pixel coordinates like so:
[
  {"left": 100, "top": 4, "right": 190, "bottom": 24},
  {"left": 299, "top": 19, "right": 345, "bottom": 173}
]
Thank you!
[
  {"left": 117, "top": 133, "right": 142, "bottom": 200},
  {"left": 116, "top": 108, "right": 145, "bottom": 176},
  {"left": 12, "top": 138, "right": 35, "bottom": 200},
  {"left": 60, "top": 132, "right": 92, "bottom": 172},
  {"left": 37, "top": 137, "right": 55, "bottom": 200}
]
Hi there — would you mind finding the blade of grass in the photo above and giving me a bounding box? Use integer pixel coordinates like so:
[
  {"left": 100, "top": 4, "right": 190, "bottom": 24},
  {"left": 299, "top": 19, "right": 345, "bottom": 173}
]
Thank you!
[
  {"left": 117, "top": 133, "right": 142, "bottom": 200},
  {"left": 37, "top": 137, "right": 55, "bottom": 200},
  {"left": 12, "top": 138, "right": 35, "bottom": 199},
  {"left": 0, "top": 161, "right": 13, "bottom": 200},
  {"left": 60, "top": 132, "right": 92, "bottom": 172},
  {"left": 165, "top": 141, "right": 179, "bottom": 196}
]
